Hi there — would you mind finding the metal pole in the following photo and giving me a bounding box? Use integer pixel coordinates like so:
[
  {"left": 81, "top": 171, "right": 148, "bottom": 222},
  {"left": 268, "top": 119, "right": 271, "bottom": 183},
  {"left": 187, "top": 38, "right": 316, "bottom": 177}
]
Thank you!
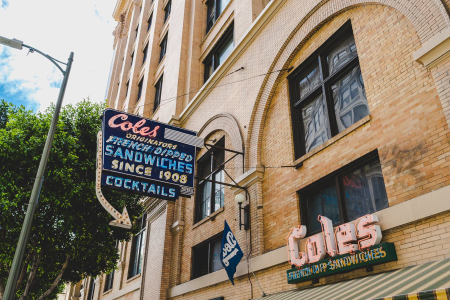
[{"left": 3, "top": 52, "right": 74, "bottom": 300}]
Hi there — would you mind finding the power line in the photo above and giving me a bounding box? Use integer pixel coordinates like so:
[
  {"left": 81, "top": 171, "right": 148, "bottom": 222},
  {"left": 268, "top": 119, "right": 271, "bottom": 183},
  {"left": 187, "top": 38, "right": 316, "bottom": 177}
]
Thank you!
[{"left": 116, "top": 67, "right": 292, "bottom": 116}]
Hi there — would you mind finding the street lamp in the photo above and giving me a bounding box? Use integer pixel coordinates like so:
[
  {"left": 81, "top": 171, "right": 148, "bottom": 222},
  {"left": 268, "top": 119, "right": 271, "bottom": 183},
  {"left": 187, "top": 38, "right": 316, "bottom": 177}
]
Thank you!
[
  {"left": 0, "top": 36, "right": 74, "bottom": 300},
  {"left": 235, "top": 193, "right": 249, "bottom": 230}
]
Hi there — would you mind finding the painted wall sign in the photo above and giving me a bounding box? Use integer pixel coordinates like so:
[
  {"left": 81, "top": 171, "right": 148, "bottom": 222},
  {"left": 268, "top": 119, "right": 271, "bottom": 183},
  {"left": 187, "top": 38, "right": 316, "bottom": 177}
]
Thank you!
[
  {"left": 286, "top": 242, "right": 397, "bottom": 284},
  {"left": 286, "top": 214, "right": 396, "bottom": 283},
  {"left": 101, "top": 109, "right": 202, "bottom": 200}
]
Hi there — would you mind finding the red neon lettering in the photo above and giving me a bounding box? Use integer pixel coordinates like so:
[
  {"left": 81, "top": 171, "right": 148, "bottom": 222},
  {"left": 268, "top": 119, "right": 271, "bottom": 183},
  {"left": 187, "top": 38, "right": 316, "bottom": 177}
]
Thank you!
[{"left": 108, "top": 114, "right": 160, "bottom": 137}]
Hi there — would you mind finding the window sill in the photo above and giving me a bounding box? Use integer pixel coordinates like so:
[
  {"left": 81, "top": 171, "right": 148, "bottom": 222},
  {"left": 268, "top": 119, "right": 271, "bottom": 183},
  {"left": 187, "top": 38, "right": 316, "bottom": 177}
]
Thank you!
[
  {"left": 192, "top": 206, "right": 224, "bottom": 229},
  {"left": 293, "top": 114, "right": 372, "bottom": 168},
  {"left": 102, "top": 289, "right": 112, "bottom": 296},
  {"left": 126, "top": 273, "right": 141, "bottom": 283},
  {"left": 154, "top": 57, "right": 165, "bottom": 82}
]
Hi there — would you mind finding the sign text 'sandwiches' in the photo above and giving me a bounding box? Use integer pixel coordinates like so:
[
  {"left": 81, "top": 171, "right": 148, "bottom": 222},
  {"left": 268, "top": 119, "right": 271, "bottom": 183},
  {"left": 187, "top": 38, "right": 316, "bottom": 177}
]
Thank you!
[
  {"left": 286, "top": 214, "right": 397, "bottom": 283},
  {"left": 101, "top": 109, "right": 200, "bottom": 200}
]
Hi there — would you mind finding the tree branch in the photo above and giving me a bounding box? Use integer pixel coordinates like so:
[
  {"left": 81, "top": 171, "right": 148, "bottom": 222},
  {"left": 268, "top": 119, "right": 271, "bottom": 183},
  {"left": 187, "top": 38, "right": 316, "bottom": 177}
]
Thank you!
[
  {"left": 15, "top": 249, "right": 33, "bottom": 292},
  {"left": 36, "top": 255, "right": 70, "bottom": 300},
  {"left": 19, "top": 248, "right": 42, "bottom": 300}
]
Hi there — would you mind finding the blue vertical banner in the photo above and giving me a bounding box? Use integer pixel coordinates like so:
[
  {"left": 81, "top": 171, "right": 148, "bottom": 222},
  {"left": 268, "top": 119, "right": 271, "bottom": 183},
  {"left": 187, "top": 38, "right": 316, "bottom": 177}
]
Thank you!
[{"left": 220, "top": 221, "right": 244, "bottom": 285}]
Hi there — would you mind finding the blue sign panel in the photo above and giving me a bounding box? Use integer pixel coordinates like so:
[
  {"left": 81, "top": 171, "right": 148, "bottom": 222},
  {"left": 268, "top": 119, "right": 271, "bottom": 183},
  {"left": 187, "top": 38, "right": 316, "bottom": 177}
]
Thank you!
[{"left": 101, "top": 109, "right": 200, "bottom": 200}]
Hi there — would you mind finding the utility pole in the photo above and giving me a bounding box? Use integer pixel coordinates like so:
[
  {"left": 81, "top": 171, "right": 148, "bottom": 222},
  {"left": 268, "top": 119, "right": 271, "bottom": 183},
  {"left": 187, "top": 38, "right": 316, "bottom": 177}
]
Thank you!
[{"left": 0, "top": 35, "right": 74, "bottom": 300}]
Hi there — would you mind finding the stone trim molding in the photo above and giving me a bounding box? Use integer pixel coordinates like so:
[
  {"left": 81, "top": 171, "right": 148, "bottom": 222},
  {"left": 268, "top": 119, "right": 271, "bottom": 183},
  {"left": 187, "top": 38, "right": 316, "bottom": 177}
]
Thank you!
[
  {"left": 113, "top": 0, "right": 128, "bottom": 21},
  {"left": 414, "top": 28, "right": 450, "bottom": 68},
  {"left": 191, "top": 206, "right": 225, "bottom": 229},
  {"left": 230, "top": 165, "right": 265, "bottom": 194},
  {"left": 147, "top": 201, "right": 167, "bottom": 223},
  {"left": 99, "top": 279, "right": 140, "bottom": 300},
  {"left": 170, "top": 220, "right": 185, "bottom": 235},
  {"left": 168, "top": 184, "right": 450, "bottom": 297}
]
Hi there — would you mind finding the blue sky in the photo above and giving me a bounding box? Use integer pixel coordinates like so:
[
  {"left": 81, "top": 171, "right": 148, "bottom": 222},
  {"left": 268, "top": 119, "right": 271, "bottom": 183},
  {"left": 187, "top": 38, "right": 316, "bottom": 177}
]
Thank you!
[
  {"left": 0, "top": 0, "right": 116, "bottom": 112},
  {"left": 0, "top": 47, "right": 39, "bottom": 110}
]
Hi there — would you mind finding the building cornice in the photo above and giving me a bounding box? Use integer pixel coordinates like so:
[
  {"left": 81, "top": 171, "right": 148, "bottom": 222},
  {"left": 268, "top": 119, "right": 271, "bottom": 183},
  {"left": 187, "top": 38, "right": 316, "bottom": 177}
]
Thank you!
[{"left": 113, "top": 0, "right": 128, "bottom": 21}]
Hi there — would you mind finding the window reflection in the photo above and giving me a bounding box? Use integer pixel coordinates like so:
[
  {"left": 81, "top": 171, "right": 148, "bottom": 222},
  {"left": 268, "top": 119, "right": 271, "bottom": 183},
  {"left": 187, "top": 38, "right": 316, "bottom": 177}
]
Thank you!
[
  {"left": 299, "top": 64, "right": 321, "bottom": 100},
  {"left": 327, "top": 35, "right": 357, "bottom": 74},
  {"left": 302, "top": 94, "right": 330, "bottom": 152},
  {"left": 306, "top": 183, "right": 340, "bottom": 233},
  {"left": 332, "top": 66, "right": 368, "bottom": 132},
  {"left": 341, "top": 160, "right": 388, "bottom": 221}
]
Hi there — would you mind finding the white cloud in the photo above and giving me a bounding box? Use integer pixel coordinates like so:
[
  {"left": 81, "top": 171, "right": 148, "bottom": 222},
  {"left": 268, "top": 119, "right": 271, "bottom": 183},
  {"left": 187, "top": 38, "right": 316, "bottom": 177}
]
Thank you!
[{"left": 0, "top": 0, "right": 116, "bottom": 111}]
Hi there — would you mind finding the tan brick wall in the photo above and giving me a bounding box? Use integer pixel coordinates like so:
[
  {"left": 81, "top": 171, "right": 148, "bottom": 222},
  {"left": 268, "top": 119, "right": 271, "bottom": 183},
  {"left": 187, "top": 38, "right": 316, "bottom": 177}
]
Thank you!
[
  {"left": 261, "top": 5, "right": 450, "bottom": 252},
  {"left": 141, "top": 208, "right": 167, "bottom": 300}
]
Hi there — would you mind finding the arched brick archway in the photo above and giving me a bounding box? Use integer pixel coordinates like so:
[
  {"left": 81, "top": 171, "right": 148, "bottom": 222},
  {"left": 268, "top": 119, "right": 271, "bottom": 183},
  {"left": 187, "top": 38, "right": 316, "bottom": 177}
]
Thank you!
[
  {"left": 198, "top": 113, "right": 245, "bottom": 175},
  {"left": 245, "top": 0, "right": 450, "bottom": 170}
]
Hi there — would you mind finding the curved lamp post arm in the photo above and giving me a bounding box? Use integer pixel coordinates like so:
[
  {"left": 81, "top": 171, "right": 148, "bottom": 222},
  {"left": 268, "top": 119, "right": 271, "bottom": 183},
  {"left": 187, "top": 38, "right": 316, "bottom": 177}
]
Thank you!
[{"left": 23, "top": 44, "right": 66, "bottom": 74}]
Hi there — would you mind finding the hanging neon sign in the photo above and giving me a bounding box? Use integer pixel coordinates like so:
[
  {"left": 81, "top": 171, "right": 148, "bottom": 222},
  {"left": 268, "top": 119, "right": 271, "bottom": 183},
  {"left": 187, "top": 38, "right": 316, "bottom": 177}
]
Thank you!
[{"left": 286, "top": 214, "right": 397, "bottom": 283}]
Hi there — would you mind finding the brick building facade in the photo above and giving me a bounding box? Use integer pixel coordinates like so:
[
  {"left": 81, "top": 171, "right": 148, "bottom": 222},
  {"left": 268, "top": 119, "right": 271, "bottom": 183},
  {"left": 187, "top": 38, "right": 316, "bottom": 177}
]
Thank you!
[{"left": 68, "top": 0, "right": 450, "bottom": 299}]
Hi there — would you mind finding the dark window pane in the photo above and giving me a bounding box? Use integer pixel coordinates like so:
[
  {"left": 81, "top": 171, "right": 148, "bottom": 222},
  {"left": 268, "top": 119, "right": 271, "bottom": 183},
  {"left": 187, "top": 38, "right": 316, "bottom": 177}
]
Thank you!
[
  {"left": 193, "top": 244, "right": 209, "bottom": 278},
  {"left": 218, "top": 34, "right": 233, "bottom": 65},
  {"left": 327, "top": 35, "right": 357, "bottom": 74},
  {"left": 214, "top": 171, "right": 224, "bottom": 211},
  {"left": 104, "top": 270, "right": 114, "bottom": 291},
  {"left": 306, "top": 183, "right": 339, "bottom": 233},
  {"left": 147, "top": 14, "right": 153, "bottom": 31},
  {"left": 198, "top": 156, "right": 212, "bottom": 178},
  {"left": 302, "top": 94, "right": 330, "bottom": 153},
  {"left": 143, "top": 44, "right": 148, "bottom": 64},
  {"left": 206, "top": 0, "right": 216, "bottom": 32},
  {"left": 331, "top": 65, "right": 368, "bottom": 132},
  {"left": 204, "top": 59, "right": 214, "bottom": 81},
  {"left": 196, "top": 139, "right": 225, "bottom": 222},
  {"left": 212, "top": 144, "right": 225, "bottom": 169},
  {"left": 137, "top": 78, "right": 144, "bottom": 101},
  {"left": 210, "top": 239, "right": 224, "bottom": 272},
  {"left": 154, "top": 76, "right": 163, "bottom": 111},
  {"left": 159, "top": 34, "right": 168, "bottom": 62},
  {"left": 164, "top": 0, "right": 171, "bottom": 23},
  {"left": 200, "top": 181, "right": 212, "bottom": 219},
  {"left": 193, "top": 235, "right": 223, "bottom": 279},
  {"left": 87, "top": 278, "right": 95, "bottom": 300},
  {"left": 341, "top": 160, "right": 388, "bottom": 221},
  {"left": 299, "top": 64, "right": 321, "bottom": 100},
  {"left": 128, "top": 215, "right": 146, "bottom": 278}
]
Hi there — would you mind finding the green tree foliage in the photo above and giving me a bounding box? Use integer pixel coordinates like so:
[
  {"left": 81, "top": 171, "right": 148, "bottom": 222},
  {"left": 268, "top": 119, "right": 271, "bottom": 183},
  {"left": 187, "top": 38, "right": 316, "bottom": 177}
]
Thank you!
[{"left": 0, "top": 100, "right": 143, "bottom": 299}]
